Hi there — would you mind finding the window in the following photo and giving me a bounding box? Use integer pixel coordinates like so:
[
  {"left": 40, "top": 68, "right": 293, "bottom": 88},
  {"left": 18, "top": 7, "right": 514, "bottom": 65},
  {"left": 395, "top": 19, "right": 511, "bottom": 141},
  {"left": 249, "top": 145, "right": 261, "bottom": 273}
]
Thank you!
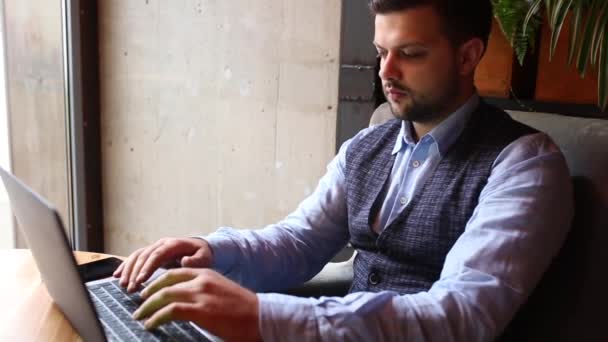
[{"left": 0, "top": 13, "right": 12, "bottom": 249}]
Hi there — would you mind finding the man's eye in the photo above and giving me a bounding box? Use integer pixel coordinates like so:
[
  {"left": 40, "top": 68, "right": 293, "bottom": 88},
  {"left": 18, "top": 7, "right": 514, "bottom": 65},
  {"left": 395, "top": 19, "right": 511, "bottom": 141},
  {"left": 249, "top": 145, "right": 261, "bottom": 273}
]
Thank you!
[
  {"left": 400, "top": 50, "right": 425, "bottom": 58},
  {"left": 376, "top": 51, "right": 387, "bottom": 59}
]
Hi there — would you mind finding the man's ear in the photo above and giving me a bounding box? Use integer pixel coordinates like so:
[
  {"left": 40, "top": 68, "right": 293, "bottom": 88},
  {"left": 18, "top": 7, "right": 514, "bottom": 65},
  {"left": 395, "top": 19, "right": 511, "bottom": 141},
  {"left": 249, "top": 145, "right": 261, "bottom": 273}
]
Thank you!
[{"left": 458, "top": 38, "right": 485, "bottom": 76}]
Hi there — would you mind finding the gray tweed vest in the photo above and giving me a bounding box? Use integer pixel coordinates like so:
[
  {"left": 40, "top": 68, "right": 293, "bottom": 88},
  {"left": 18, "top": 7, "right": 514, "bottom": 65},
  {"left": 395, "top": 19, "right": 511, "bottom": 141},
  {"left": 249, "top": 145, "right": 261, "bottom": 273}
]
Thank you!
[{"left": 345, "top": 101, "right": 537, "bottom": 294}]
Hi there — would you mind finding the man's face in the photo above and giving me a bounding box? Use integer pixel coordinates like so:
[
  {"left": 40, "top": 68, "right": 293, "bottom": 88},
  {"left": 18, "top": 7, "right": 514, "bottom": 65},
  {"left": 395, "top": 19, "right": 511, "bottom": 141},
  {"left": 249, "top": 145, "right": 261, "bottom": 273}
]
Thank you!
[{"left": 374, "top": 6, "right": 462, "bottom": 122}]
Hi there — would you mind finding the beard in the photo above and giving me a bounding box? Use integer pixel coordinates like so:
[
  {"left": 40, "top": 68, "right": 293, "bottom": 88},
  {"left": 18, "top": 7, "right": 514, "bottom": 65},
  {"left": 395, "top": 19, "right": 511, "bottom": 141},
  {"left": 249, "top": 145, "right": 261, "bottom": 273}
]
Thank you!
[{"left": 383, "top": 71, "right": 460, "bottom": 123}]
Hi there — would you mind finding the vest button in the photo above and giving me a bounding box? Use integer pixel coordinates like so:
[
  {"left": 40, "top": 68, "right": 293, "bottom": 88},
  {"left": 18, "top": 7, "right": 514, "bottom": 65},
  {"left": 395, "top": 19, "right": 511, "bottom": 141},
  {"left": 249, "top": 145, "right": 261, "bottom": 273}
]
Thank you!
[{"left": 368, "top": 272, "right": 381, "bottom": 285}]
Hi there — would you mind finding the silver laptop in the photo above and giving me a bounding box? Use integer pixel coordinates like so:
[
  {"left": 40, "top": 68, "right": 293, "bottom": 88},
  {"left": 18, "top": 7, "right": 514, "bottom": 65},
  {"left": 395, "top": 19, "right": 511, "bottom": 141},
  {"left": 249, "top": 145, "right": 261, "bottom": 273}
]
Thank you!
[{"left": 0, "top": 167, "right": 218, "bottom": 342}]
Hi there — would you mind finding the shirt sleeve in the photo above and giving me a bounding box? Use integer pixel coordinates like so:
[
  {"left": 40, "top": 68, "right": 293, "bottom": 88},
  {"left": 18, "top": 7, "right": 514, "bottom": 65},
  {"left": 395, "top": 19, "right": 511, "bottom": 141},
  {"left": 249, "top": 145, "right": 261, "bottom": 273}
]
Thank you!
[
  {"left": 257, "top": 132, "right": 574, "bottom": 341},
  {"left": 202, "top": 128, "right": 375, "bottom": 292}
]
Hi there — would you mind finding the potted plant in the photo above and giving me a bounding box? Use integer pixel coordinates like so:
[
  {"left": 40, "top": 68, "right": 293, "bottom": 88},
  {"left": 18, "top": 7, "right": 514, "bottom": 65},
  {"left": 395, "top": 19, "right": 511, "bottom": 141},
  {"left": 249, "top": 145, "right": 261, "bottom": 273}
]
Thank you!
[{"left": 492, "top": 0, "right": 608, "bottom": 110}]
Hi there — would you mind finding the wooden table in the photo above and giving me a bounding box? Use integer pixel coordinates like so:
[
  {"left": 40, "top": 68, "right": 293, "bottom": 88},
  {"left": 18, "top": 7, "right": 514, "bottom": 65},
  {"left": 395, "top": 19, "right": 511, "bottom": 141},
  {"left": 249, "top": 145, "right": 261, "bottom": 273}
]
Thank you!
[{"left": 0, "top": 249, "right": 119, "bottom": 341}]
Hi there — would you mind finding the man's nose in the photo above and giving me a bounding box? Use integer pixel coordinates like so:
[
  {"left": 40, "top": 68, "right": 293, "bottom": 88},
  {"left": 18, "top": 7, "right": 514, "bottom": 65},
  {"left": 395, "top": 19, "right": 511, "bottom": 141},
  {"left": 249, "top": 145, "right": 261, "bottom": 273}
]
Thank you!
[{"left": 379, "top": 52, "right": 401, "bottom": 81}]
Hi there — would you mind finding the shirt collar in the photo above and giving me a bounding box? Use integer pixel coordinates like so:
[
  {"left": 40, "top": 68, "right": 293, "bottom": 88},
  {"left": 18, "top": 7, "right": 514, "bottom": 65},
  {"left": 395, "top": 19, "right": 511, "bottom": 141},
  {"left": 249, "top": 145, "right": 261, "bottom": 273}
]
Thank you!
[{"left": 392, "top": 93, "right": 480, "bottom": 156}]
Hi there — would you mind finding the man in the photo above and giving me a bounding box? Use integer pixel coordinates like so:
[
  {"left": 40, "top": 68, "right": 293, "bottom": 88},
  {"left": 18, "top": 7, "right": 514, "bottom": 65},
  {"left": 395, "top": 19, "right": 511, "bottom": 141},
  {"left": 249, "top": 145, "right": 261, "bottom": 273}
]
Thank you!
[{"left": 115, "top": 0, "right": 573, "bottom": 340}]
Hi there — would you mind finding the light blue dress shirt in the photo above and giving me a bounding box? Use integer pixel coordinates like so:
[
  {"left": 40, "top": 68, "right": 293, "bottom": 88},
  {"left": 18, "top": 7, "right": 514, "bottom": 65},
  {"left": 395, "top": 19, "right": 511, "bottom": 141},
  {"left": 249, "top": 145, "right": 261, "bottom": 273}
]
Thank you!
[{"left": 204, "top": 94, "right": 573, "bottom": 341}]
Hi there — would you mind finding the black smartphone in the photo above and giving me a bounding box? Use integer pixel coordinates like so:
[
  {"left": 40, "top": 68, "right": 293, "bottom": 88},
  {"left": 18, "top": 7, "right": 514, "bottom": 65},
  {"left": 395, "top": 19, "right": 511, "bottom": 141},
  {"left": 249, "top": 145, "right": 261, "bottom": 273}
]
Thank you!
[{"left": 78, "top": 257, "right": 124, "bottom": 282}]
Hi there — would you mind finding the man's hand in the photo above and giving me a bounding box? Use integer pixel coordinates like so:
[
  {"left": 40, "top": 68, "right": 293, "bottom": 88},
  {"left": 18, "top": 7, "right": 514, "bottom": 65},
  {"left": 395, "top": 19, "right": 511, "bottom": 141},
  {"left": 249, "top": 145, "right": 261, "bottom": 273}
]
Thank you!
[
  {"left": 132, "top": 268, "right": 261, "bottom": 342},
  {"left": 113, "top": 237, "right": 213, "bottom": 292}
]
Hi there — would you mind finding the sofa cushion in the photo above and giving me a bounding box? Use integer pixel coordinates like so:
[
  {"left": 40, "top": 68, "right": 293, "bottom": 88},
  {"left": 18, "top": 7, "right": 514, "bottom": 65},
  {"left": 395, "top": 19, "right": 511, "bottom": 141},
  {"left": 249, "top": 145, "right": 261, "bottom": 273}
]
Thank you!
[{"left": 501, "top": 110, "right": 608, "bottom": 341}]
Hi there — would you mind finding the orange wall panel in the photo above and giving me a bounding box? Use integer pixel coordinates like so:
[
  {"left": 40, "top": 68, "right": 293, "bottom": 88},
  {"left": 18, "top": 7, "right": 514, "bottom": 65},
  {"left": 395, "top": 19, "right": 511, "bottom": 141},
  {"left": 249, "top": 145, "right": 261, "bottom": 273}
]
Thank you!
[
  {"left": 475, "top": 19, "right": 514, "bottom": 98},
  {"left": 535, "top": 15, "right": 598, "bottom": 104}
]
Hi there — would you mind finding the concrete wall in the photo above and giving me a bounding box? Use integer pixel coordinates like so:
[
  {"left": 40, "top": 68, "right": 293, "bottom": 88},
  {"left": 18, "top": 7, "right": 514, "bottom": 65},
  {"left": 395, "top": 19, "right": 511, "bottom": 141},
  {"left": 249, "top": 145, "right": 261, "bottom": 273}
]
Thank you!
[
  {"left": 99, "top": 1, "right": 342, "bottom": 255},
  {"left": 4, "top": 0, "right": 69, "bottom": 247}
]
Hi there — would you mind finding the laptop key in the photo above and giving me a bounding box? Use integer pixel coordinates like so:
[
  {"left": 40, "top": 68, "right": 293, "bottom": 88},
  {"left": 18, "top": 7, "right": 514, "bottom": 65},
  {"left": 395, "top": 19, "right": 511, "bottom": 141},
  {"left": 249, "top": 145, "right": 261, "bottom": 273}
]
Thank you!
[
  {"left": 89, "top": 279, "right": 211, "bottom": 341},
  {"left": 162, "top": 322, "right": 198, "bottom": 341}
]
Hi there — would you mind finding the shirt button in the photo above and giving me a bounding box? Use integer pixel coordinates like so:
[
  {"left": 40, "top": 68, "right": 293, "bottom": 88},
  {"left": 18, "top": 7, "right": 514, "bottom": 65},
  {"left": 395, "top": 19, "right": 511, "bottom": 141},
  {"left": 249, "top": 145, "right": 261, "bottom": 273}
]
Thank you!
[
  {"left": 368, "top": 272, "right": 381, "bottom": 285},
  {"left": 399, "top": 197, "right": 407, "bottom": 205},
  {"left": 412, "top": 160, "right": 421, "bottom": 168}
]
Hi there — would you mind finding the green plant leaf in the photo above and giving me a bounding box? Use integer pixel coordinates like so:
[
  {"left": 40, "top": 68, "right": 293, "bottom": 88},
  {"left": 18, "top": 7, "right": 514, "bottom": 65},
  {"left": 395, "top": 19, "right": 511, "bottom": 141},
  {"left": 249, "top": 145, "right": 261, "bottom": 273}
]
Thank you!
[
  {"left": 524, "top": 0, "right": 543, "bottom": 33},
  {"left": 568, "top": 2, "right": 584, "bottom": 64},
  {"left": 575, "top": 1, "right": 603, "bottom": 75},
  {"left": 494, "top": 0, "right": 542, "bottom": 65},
  {"left": 548, "top": 0, "right": 573, "bottom": 59},
  {"left": 495, "top": 0, "right": 608, "bottom": 110},
  {"left": 591, "top": 25, "right": 606, "bottom": 66},
  {"left": 549, "top": 0, "right": 564, "bottom": 28},
  {"left": 589, "top": 1, "right": 608, "bottom": 66},
  {"left": 598, "top": 26, "right": 608, "bottom": 110},
  {"left": 544, "top": 0, "right": 554, "bottom": 25}
]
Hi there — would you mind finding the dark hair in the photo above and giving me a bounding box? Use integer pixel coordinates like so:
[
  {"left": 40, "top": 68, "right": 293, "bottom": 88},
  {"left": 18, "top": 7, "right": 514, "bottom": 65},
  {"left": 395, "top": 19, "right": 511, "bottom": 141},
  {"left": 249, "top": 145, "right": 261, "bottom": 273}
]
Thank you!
[{"left": 368, "top": 0, "right": 493, "bottom": 50}]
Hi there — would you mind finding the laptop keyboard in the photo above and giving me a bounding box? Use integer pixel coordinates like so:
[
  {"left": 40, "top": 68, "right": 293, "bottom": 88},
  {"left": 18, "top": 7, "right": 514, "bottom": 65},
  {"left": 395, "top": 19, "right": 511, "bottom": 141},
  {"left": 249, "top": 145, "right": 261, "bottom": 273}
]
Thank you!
[{"left": 88, "top": 279, "right": 211, "bottom": 342}]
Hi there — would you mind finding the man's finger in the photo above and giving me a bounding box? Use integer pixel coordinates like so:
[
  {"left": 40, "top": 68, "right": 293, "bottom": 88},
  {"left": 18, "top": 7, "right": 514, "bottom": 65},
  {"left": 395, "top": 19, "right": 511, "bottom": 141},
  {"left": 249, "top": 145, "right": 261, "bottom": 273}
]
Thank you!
[
  {"left": 143, "top": 302, "right": 194, "bottom": 330},
  {"left": 140, "top": 269, "right": 197, "bottom": 299},
  {"left": 136, "top": 242, "right": 184, "bottom": 285},
  {"left": 128, "top": 253, "right": 151, "bottom": 292},
  {"left": 119, "top": 249, "right": 144, "bottom": 287},
  {"left": 113, "top": 260, "right": 125, "bottom": 277},
  {"left": 133, "top": 279, "right": 196, "bottom": 320},
  {"left": 127, "top": 240, "right": 166, "bottom": 292},
  {"left": 132, "top": 288, "right": 176, "bottom": 320},
  {"left": 180, "top": 247, "right": 206, "bottom": 268}
]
